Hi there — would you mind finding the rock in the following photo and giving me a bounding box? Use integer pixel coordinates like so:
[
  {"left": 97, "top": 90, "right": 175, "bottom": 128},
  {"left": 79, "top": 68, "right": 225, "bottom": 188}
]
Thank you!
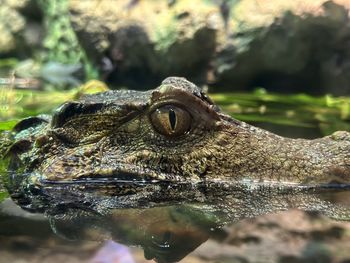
[
  {"left": 0, "top": 0, "right": 27, "bottom": 55},
  {"left": 215, "top": 0, "right": 350, "bottom": 95},
  {"left": 68, "top": 0, "right": 350, "bottom": 95},
  {"left": 69, "top": 0, "right": 220, "bottom": 89},
  {"left": 0, "top": 0, "right": 44, "bottom": 58}
]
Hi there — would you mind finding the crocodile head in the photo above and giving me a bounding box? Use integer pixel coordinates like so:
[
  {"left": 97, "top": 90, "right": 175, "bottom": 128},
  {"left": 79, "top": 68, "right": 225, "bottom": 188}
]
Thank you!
[{"left": 2, "top": 77, "right": 350, "bottom": 214}]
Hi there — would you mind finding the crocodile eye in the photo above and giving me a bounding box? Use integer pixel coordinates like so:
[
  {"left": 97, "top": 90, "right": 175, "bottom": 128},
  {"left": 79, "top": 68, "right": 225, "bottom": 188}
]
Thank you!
[{"left": 150, "top": 105, "right": 191, "bottom": 137}]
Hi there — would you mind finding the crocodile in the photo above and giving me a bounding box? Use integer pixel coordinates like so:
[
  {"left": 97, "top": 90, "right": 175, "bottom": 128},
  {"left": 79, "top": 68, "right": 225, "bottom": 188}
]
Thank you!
[{"left": 1, "top": 77, "right": 350, "bottom": 219}]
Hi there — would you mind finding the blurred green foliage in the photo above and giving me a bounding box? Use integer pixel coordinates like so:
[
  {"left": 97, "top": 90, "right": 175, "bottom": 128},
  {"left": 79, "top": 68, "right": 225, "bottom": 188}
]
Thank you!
[
  {"left": 0, "top": 87, "right": 75, "bottom": 122},
  {"left": 0, "top": 192, "right": 7, "bottom": 202},
  {"left": 210, "top": 89, "right": 350, "bottom": 134},
  {"left": 0, "top": 86, "right": 349, "bottom": 134}
]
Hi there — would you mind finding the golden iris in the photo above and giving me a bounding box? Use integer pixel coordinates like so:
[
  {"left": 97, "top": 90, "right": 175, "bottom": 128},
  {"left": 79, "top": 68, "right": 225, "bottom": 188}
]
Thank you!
[{"left": 150, "top": 105, "right": 191, "bottom": 137}]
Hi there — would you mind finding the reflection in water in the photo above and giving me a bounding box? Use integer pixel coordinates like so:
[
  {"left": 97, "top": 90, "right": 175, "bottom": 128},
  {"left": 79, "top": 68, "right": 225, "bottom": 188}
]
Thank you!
[
  {"left": 3, "top": 178, "right": 350, "bottom": 262},
  {"left": 2, "top": 173, "right": 350, "bottom": 262},
  {"left": 49, "top": 204, "right": 219, "bottom": 262},
  {"left": 1, "top": 192, "right": 350, "bottom": 262}
]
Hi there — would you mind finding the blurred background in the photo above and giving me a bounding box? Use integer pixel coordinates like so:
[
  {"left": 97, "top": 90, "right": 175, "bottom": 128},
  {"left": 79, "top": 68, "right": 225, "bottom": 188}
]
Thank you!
[
  {"left": 2, "top": 0, "right": 350, "bottom": 137},
  {"left": 2, "top": 0, "right": 350, "bottom": 262},
  {"left": 2, "top": 0, "right": 350, "bottom": 139}
]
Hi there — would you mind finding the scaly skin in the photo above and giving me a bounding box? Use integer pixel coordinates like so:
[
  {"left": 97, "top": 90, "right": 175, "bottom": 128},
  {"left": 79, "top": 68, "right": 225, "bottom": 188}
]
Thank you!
[{"left": 1, "top": 77, "right": 350, "bottom": 217}]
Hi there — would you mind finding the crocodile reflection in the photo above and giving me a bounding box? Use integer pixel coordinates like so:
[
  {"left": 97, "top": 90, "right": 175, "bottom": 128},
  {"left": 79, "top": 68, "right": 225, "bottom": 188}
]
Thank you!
[
  {"left": 37, "top": 185, "right": 350, "bottom": 263},
  {"left": 51, "top": 204, "right": 218, "bottom": 263}
]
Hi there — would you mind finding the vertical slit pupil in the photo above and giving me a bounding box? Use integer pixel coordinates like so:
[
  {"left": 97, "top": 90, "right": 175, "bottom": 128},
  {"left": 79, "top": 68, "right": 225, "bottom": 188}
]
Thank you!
[{"left": 169, "top": 108, "right": 177, "bottom": 131}]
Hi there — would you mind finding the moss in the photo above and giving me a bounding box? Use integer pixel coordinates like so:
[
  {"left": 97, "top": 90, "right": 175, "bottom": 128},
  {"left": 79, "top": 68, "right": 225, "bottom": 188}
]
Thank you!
[
  {"left": 153, "top": 17, "right": 178, "bottom": 52},
  {"left": 37, "top": 0, "right": 98, "bottom": 81}
]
